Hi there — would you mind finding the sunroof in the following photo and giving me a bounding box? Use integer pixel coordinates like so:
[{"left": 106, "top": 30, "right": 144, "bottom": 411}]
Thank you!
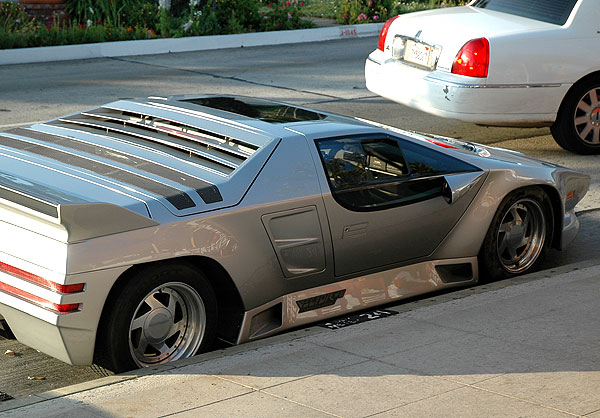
[{"left": 181, "top": 96, "right": 328, "bottom": 124}]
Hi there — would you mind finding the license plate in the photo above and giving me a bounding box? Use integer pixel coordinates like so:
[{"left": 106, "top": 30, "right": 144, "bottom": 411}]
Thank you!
[{"left": 404, "top": 39, "right": 433, "bottom": 69}]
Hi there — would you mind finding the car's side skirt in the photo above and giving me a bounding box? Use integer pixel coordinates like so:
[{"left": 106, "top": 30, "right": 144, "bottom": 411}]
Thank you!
[{"left": 236, "top": 257, "right": 478, "bottom": 344}]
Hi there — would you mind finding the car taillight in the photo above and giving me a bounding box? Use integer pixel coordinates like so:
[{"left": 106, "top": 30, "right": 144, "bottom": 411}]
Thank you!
[
  {"left": 378, "top": 16, "right": 399, "bottom": 51},
  {"left": 0, "top": 261, "right": 83, "bottom": 313},
  {"left": 0, "top": 281, "right": 80, "bottom": 313},
  {"left": 0, "top": 261, "right": 84, "bottom": 294},
  {"left": 451, "top": 38, "right": 489, "bottom": 78}
]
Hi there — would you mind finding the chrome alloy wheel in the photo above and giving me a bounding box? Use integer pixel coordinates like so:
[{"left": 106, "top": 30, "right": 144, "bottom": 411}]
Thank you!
[
  {"left": 128, "top": 282, "right": 206, "bottom": 368},
  {"left": 496, "top": 198, "right": 546, "bottom": 274},
  {"left": 573, "top": 87, "right": 600, "bottom": 145}
]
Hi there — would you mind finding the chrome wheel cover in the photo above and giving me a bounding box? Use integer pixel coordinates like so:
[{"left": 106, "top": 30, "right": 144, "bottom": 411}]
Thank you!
[
  {"left": 128, "top": 282, "right": 206, "bottom": 368},
  {"left": 573, "top": 87, "right": 600, "bottom": 145},
  {"left": 496, "top": 198, "right": 546, "bottom": 274}
]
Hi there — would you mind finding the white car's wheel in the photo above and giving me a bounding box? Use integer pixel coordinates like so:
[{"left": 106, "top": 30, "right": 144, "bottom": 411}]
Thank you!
[
  {"left": 95, "top": 262, "right": 217, "bottom": 373},
  {"left": 552, "top": 76, "right": 600, "bottom": 154},
  {"left": 479, "top": 188, "right": 553, "bottom": 281}
]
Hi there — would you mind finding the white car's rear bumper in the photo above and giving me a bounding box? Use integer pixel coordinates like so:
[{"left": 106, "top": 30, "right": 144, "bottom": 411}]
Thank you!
[{"left": 365, "top": 50, "right": 569, "bottom": 127}]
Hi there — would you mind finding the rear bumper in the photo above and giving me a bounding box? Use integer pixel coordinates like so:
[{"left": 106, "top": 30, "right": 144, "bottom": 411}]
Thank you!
[
  {"left": 0, "top": 266, "right": 129, "bottom": 365},
  {"left": 365, "top": 50, "right": 569, "bottom": 127}
]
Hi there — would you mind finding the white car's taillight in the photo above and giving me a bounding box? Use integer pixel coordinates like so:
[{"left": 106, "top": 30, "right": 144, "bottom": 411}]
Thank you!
[
  {"left": 451, "top": 37, "right": 489, "bottom": 78},
  {"left": 378, "top": 16, "right": 400, "bottom": 51}
]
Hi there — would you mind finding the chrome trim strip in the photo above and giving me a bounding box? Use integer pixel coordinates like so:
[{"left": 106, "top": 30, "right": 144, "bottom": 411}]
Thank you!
[
  {"left": 236, "top": 257, "right": 478, "bottom": 344},
  {"left": 424, "top": 75, "right": 562, "bottom": 89}
]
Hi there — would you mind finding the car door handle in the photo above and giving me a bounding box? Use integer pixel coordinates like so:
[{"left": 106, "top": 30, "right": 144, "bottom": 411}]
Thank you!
[{"left": 342, "top": 222, "right": 368, "bottom": 239}]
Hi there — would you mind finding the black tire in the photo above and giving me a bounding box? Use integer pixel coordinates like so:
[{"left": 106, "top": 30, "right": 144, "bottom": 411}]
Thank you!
[
  {"left": 551, "top": 75, "right": 600, "bottom": 154},
  {"left": 478, "top": 188, "right": 553, "bottom": 282},
  {"left": 94, "top": 262, "right": 217, "bottom": 373}
]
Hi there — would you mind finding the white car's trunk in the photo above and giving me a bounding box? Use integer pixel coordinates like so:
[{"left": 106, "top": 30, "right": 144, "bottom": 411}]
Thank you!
[{"left": 386, "top": 6, "right": 555, "bottom": 72}]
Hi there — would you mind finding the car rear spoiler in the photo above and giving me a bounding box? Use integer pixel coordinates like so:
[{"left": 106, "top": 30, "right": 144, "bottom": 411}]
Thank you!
[{"left": 0, "top": 183, "right": 158, "bottom": 244}]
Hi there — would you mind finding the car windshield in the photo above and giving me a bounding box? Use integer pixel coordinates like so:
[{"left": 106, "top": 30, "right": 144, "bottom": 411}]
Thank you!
[{"left": 471, "top": 0, "right": 579, "bottom": 25}]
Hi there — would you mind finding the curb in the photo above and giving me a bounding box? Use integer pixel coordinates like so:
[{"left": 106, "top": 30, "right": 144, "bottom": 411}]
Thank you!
[
  {"left": 0, "top": 23, "right": 383, "bottom": 66},
  {"left": 2, "top": 255, "right": 599, "bottom": 413}
]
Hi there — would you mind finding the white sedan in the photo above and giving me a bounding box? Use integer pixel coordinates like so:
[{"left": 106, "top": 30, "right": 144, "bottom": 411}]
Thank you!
[{"left": 365, "top": 0, "right": 600, "bottom": 154}]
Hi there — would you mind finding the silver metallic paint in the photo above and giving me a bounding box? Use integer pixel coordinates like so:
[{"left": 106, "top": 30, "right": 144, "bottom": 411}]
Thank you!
[{"left": 0, "top": 96, "right": 589, "bottom": 366}]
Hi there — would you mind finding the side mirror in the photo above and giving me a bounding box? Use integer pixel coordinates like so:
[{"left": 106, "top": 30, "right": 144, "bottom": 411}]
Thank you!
[{"left": 442, "top": 172, "right": 485, "bottom": 204}]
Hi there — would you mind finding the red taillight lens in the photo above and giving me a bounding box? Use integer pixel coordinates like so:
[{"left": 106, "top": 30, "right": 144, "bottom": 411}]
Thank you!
[
  {"left": 0, "top": 261, "right": 84, "bottom": 312},
  {"left": 378, "top": 16, "right": 399, "bottom": 51},
  {"left": 0, "top": 281, "right": 81, "bottom": 313},
  {"left": 0, "top": 261, "right": 84, "bottom": 294},
  {"left": 451, "top": 38, "right": 489, "bottom": 78}
]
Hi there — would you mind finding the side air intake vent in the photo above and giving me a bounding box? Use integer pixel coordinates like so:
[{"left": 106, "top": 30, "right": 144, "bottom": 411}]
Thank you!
[{"left": 435, "top": 263, "right": 474, "bottom": 284}]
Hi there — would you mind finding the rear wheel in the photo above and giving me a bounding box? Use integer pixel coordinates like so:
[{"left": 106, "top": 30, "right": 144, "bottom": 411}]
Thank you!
[
  {"left": 551, "top": 76, "right": 600, "bottom": 154},
  {"left": 479, "top": 188, "right": 553, "bottom": 282},
  {"left": 95, "top": 262, "right": 217, "bottom": 373}
]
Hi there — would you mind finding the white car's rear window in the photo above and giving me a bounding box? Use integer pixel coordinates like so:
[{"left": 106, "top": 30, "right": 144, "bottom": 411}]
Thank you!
[{"left": 471, "top": 0, "right": 579, "bottom": 25}]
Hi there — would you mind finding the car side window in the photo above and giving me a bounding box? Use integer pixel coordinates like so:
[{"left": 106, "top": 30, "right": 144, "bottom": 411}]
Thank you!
[
  {"left": 316, "top": 135, "right": 478, "bottom": 211},
  {"left": 400, "top": 139, "right": 475, "bottom": 177}
]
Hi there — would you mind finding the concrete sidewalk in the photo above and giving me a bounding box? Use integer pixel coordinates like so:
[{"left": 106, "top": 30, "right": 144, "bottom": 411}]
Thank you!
[{"left": 1, "top": 259, "right": 599, "bottom": 417}]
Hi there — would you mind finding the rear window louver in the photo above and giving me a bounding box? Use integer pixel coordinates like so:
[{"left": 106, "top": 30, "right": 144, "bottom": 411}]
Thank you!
[
  {"left": 10, "top": 128, "right": 224, "bottom": 206},
  {"left": 0, "top": 133, "right": 199, "bottom": 210},
  {"left": 52, "top": 105, "right": 259, "bottom": 176}
]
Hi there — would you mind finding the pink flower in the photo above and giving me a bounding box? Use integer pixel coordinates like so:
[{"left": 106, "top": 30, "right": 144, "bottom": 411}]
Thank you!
[
  {"left": 357, "top": 13, "right": 367, "bottom": 21},
  {"left": 373, "top": 15, "right": 379, "bottom": 20}
]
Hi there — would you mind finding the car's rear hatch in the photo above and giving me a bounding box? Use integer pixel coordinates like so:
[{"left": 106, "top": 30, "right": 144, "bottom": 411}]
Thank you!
[
  {"left": 386, "top": 6, "right": 559, "bottom": 72},
  {"left": 0, "top": 97, "right": 279, "bottom": 224}
]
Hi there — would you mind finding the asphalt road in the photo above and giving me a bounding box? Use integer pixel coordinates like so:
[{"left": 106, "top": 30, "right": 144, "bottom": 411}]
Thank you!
[{"left": 1, "top": 36, "right": 599, "bottom": 400}]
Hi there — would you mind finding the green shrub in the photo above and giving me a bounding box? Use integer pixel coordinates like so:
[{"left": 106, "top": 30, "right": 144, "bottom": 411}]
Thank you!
[
  {"left": 214, "top": 0, "right": 261, "bottom": 33},
  {"left": 170, "top": 0, "right": 192, "bottom": 17},
  {"left": 0, "top": 0, "right": 319, "bottom": 49},
  {"left": 122, "top": 1, "right": 161, "bottom": 31},
  {"left": 0, "top": 1, "right": 31, "bottom": 32},
  {"left": 396, "top": 0, "right": 466, "bottom": 14},
  {"left": 65, "top": 0, "right": 160, "bottom": 29},
  {"left": 296, "top": 0, "right": 337, "bottom": 19},
  {"left": 64, "top": 0, "right": 96, "bottom": 24},
  {"left": 175, "top": 5, "right": 221, "bottom": 37},
  {"left": 0, "top": 20, "right": 158, "bottom": 50},
  {"left": 336, "top": 0, "right": 394, "bottom": 24},
  {"left": 260, "top": 2, "right": 314, "bottom": 31}
]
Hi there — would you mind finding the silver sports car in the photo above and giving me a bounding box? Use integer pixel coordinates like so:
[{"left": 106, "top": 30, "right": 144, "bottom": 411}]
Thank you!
[{"left": 0, "top": 95, "right": 589, "bottom": 372}]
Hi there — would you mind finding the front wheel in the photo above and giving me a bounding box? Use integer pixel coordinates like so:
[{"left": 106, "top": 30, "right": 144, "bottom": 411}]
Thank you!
[
  {"left": 551, "top": 76, "right": 600, "bottom": 154},
  {"left": 95, "top": 262, "right": 217, "bottom": 373},
  {"left": 479, "top": 188, "right": 553, "bottom": 282}
]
